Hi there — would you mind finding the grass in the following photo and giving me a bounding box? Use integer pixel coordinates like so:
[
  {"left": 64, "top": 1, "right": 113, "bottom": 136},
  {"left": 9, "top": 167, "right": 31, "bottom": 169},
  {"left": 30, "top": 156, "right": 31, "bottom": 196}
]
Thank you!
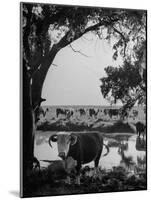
[
  {"left": 37, "top": 119, "right": 135, "bottom": 134},
  {"left": 102, "top": 120, "right": 135, "bottom": 133},
  {"left": 23, "top": 164, "right": 146, "bottom": 197}
]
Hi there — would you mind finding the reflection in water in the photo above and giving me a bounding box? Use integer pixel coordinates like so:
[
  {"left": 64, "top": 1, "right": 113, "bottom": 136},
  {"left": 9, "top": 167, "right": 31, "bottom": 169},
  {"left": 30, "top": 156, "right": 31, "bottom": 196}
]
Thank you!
[
  {"left": 135, "top": 136, "right": 146, "bottom": 151},
  {"left": 34, "top": 131, "right": 146, "bottom": 173},
  {"left": 118, "top": 142, "right": 135, "bottom": 172},
  {"left": 137, "top": 155, "right": 146, "bottom": 170}
]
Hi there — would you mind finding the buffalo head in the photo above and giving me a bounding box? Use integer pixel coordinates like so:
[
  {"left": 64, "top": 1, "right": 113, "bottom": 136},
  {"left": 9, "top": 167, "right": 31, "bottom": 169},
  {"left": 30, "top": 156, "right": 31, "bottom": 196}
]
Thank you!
[{"left": 49, "top": 132, "right": 77, "bottom": 159}]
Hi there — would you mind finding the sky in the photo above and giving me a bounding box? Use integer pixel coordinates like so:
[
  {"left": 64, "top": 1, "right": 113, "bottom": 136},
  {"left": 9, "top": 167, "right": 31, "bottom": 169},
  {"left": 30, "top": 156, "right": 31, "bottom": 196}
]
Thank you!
[{"left": 42, "top": 32, "right": 123, "bottom": 106}]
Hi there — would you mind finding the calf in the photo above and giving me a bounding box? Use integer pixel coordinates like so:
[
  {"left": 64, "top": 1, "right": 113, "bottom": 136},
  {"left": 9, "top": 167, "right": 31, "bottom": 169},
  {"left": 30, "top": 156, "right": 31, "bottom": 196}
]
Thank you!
[{"left": 49, "top": 131, "right": 109, "bottom": 184}]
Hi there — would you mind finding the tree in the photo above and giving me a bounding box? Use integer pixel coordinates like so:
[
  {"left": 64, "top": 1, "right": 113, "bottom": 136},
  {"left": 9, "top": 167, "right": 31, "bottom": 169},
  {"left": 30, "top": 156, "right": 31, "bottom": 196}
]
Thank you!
[
  {"left": 21, "top": 2, "right": 146, "bottom": 182},
  {"left": 100, "top": 59, "right": 146, "bottom": 117},
  {"left": 100, "top": 10, "right": 146, "bottom": 117}
]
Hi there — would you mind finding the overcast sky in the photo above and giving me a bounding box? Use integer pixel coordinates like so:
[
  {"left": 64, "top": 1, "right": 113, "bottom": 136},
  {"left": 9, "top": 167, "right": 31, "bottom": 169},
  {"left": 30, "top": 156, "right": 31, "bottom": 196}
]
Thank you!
[{"left": 42, "top": 32, "right": 123, "bottom": 106}]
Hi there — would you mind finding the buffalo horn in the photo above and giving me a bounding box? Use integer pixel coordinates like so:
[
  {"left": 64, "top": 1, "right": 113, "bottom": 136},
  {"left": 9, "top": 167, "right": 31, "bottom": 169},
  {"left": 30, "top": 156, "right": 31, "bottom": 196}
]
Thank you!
[{"left": 48, "top": 134, "right": 58, "bottom": 147}]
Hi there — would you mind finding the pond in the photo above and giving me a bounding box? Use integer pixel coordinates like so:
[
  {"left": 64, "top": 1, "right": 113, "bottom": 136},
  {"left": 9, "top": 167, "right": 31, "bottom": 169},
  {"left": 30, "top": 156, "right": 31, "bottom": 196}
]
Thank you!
[{"left": 34, "top": 131, "right": 146, "bottom": 173}]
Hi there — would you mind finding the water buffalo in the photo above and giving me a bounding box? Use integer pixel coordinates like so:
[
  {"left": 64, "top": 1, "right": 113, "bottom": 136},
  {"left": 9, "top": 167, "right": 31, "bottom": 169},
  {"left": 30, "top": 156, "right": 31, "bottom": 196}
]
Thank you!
[{"left": 48, "top": 131, "right": 109, "bottom": 184}]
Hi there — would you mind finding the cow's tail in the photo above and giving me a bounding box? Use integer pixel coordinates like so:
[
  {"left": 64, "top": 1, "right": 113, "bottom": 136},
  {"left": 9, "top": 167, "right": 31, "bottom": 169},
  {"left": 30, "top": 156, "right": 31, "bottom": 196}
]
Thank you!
[{"left": 102, "top": 143, "right": 110, "bottom": 157}]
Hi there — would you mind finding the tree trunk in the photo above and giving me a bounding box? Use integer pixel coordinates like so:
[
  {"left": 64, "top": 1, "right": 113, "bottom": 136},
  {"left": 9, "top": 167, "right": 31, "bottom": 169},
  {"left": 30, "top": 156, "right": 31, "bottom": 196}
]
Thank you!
[
  {"left": 31, "top": 46, "right": 59, "bottom": 109},
  {"left": 22, "top": 61, "right": 34, "bottom": 191},
  {"left": 22, "top": 46, "right": 59, "bottom": 189}
]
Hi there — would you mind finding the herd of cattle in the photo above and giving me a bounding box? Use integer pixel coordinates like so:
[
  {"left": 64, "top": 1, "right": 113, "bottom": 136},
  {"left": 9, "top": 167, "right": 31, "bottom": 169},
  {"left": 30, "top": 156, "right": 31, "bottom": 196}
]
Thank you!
[
  {"left": 34, "top": 107, "right": 146, "bottom": 185},
  {"left": 38, "top": 107, "right": 142, "bottom": 121}
]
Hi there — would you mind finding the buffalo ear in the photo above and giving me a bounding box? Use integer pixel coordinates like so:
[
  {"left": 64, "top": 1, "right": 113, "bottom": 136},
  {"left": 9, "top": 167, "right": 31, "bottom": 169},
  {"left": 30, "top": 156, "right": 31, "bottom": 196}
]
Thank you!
[
  {"left": 49, "top": 135, "right": 58, "bottom": 147},
  {"left": 70, "top": 135, "right": 77, "bottom": 146}
]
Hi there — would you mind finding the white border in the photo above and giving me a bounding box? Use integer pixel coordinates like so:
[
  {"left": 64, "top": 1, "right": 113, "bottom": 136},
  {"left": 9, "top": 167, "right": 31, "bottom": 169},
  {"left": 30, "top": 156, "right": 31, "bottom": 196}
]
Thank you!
[{"left": 0, "top": 0, "right": 150, "bottom": 199}]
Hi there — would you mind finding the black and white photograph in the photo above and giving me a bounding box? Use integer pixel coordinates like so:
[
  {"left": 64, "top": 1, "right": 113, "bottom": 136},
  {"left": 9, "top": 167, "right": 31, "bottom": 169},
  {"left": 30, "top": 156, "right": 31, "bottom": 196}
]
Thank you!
[{"left": 20, "top": 2, "right": 147, "bottom": 198}]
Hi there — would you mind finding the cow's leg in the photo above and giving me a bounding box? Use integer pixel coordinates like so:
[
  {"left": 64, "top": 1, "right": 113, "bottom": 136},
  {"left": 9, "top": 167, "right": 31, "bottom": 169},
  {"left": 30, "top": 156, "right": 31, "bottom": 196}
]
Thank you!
[
  {"left": 75, "top": 162, "right": 81, "bottom": 185},
  {"left": 94, "top": 150, "right": 102, "bottom": 176},
  {"left": 143, "top": 131, "right": 145, "bottom": 139},
  {"left": 94, "top": 166, "right": 100, "bottom": 176}
]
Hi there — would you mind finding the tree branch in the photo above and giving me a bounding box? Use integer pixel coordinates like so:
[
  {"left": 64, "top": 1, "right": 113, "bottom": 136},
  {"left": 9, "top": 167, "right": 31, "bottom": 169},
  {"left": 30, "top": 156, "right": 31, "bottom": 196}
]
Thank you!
[
  {"left": 112, "top": 26, "right": 127, "bottom": 57},
  {"left": 30, "top": 17, "right": 120, "bottom": 109},
  {"left": 69, "top": 44, "right": 90, "bottom": 57},
  {"left": 52, "top": 63, "right": 58, "bottom": 67},
  {"left": 56, "top": 18, "right": 119, "bottom": 51},
  {"left": 83, "top": 18, "right": 119, "bottom": 35}
]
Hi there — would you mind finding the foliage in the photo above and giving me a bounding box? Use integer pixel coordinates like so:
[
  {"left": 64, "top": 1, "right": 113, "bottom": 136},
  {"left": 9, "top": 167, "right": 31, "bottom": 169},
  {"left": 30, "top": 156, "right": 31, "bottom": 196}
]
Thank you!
[
  {"left": 22, "top": 2, "right": 146, "bottom": 112},
  {"left": 100, "top": 61, "right": 146, "bottom": 116},
  {"left": 37, "top": 118, "right": 135, "bottom": 133},
  {"left": 101, "top": 59, "right": 146, "bottom": 108},
  {"left": 23, "top": 165, "right": 146, "bottom": 197},
  {"left": 100, "top": 10, "right": 146, "bottom": 114}
]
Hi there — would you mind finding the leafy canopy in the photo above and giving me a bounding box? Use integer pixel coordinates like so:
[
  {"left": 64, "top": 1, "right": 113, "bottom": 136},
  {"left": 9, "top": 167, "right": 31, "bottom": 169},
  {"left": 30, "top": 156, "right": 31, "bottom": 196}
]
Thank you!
[{"left": 22, "top": 3, "right": 146, "bottom": 112}]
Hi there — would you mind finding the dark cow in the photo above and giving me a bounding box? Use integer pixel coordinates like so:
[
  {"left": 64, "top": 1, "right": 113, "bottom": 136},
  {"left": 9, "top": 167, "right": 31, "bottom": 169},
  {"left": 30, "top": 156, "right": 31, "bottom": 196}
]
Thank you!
[
  {"left": 103, "top": 108, "right": 110, "bottom": 116},
  {"left": 56, "top": 108, "right": 74, "bottom": 119},
  {"left": 135, "top": 121, "right": 146, "bottom": 138},
  {"left": 33, "top": 157, "right": 40, "bottom": 171},
  {"left": 56, "top": 108, "right": 63, "bottom": 118},
  {"left": 108, "top": 109, "right": 119, "bottom": 119},
  {"left": 89, "top": 108, "right": 99, "bottom": 118},
  {"left": 35, "top": 106, "right": 45, "bottom": 122},
  {"left": 27, "top": 156, "right": 40, "bottom": 172},
  {"left": 56, "top": 108, "right": 68, "bottom": 118},
  {"left": 79, "top": 108, "right": 86, "bottom": 116},
  {"left": 49, "top": 131, "right": 109, "bottom": 184},
  {"left": 135, "top": 136, "right": 146, "bottom": 151},
  {"left": 66, "top": 109, "right": 74, "bottom": 119}
]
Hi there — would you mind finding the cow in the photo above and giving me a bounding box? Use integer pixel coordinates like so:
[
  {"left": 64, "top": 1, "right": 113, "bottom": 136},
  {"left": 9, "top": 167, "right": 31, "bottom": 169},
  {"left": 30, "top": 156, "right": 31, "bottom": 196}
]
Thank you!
[
  {"left": 135, "top": 136, "right": 146, "bottom": 151},
  {"left": 56, "top": 108, "right": 74, "bottom": 119},
  {"left": 135, "top": 121, "right": 146, "bottom": 138},
  {"left": 79, "top": 108, "right": 86, "bottom": 116},
  {"left": 33, "top": 156, "right": 40, "bottom": 171},
  {"left": 108, "top": 109, "right": 119, "bottom": 119},
  {"left": 66, "top": 109, "right": 74, "bottom": 119},
  {"left": 56, "top": 108, "right": 68, "bottom": 118},
  {"left": 35, "top": 106, "right": 45, "bottom": 122},
  {"left": 103, "top": 108, "right": 109, "bottom": 116},
  {"left": 89, "top": 108, "right": 99, "bottom": 118},
  {"left": 103, "top": 108, "right": 111, "bottom": 119},
  {"left": 133, "top": 110, "right": 138, "bottom": 118},
  {"left": 48, "top": 131, "right": 109, "bottom": 184}
]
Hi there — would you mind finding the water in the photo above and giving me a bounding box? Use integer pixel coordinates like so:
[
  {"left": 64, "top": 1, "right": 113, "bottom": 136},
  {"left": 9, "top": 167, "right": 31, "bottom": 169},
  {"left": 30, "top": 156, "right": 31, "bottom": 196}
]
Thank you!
[{"left": 34, "top": 131, "right": 146, "bottom": 171}]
